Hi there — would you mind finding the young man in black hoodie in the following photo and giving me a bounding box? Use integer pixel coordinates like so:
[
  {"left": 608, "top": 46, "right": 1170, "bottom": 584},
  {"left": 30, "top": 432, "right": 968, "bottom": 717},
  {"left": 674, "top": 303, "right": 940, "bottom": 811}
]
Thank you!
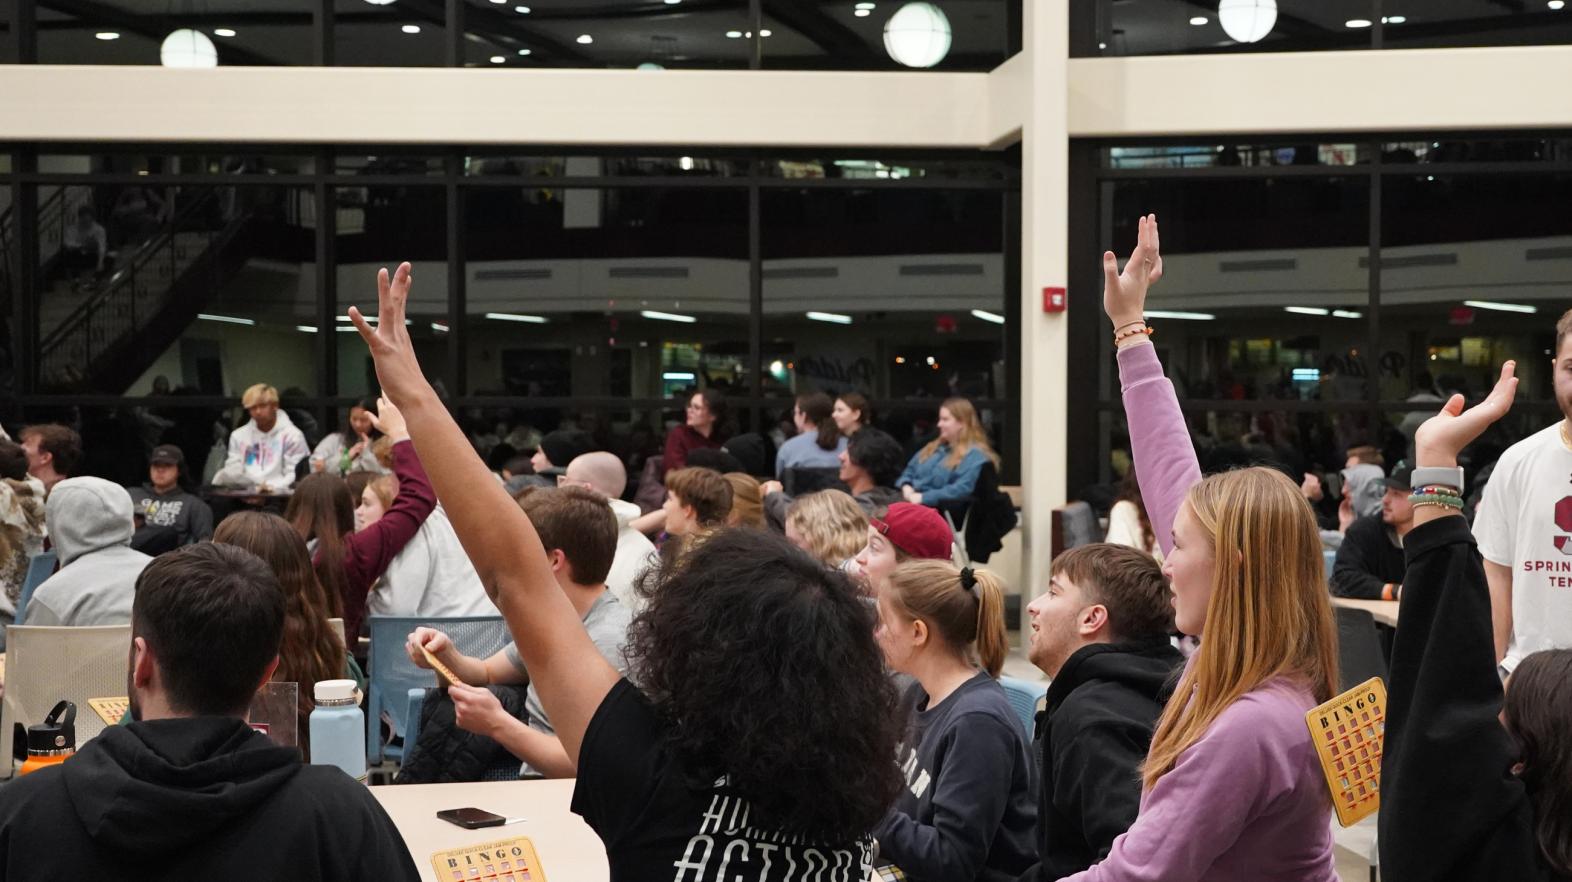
[
  {"left": 0, "top": 543, "right": 420, "bottom": 881},
  {"left": 1019, "top": 543, "right": 1183, "bottom": 879}
]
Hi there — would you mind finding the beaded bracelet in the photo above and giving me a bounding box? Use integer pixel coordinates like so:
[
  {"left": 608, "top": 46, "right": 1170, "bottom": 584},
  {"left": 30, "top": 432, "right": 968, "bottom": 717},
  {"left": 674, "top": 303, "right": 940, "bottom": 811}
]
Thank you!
[
  {"left": 1114, "top": 325, "right": 1154, "bottom": 345},
  {"left": 1113, "top": 320, "right": 1146, "bottom": 334},
  {"left": 1409, "top": 491, "right": 1464, "bottom": 510},
  {"left": 1413, "top": 483, "right": 1461, "bottom": 497}
]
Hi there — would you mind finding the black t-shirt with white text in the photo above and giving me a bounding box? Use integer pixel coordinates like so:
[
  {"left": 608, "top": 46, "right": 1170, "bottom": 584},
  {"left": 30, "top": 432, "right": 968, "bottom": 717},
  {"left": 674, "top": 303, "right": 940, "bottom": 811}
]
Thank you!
[{"left": 572, "top": 678, "right": 876, "bottom": 881}]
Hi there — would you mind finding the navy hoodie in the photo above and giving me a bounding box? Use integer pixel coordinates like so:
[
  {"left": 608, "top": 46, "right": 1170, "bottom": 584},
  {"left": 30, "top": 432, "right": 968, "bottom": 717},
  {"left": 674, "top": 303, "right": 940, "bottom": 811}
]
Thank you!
[{"left": 0, "top": 716, "right": 420, "bottom": 880}]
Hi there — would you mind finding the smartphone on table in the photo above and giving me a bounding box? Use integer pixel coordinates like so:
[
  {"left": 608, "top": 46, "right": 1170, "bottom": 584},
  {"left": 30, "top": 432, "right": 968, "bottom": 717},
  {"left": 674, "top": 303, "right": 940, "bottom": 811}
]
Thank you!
[{"left": 436, "top": 807, "right": 507, "bottom": 829}]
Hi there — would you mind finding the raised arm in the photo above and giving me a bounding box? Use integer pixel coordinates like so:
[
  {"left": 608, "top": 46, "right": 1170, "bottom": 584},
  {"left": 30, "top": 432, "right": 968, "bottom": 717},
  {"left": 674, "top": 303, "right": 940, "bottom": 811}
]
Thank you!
[
  {"left": 350, "top": 264, "right": 619, "bottom": 765},
  {"left": 1103, "top": 214, "right": 1199, "bottom": 555},
  {"left": 1379, "top": 362, "right": 1537, "bottom": 880}
]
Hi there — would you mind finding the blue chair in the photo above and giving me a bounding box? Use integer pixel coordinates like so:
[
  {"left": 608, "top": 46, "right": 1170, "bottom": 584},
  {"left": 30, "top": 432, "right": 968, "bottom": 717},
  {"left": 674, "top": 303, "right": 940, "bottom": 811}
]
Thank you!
[
  {"left": 365, "top": 615, "right": 511, "bottom": 766},
  {"left": 13, "top": 551, "right": 58, "bottom": 627},
  {"left": 997, "top": 675, "right": 1049, "bottom": 740},
  {"left": 1323, "top": 549, "right": 1337, "bottom": 580}
]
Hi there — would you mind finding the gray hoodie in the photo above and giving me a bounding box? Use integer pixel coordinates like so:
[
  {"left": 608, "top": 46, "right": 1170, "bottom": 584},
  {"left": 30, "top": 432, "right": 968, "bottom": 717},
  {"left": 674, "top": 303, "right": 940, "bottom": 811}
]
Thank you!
[{"left": 26, "top": 477, "right": 150, "bottom": 627}]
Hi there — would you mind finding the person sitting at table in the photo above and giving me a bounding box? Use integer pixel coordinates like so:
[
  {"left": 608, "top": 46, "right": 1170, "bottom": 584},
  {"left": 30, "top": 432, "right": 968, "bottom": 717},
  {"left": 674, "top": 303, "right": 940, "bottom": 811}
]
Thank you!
[
  {"left": 776, "top": 392, "right": 848, "bottom": 476},
  {"left": 310, "top": 399, "right": 388, "bottom": 477},
  {"left": 350, "top": 261, "right": 902, "bottom": 878},
  {"left": 25, "top": 477, "right": 150, "bottom": 627},
  {"left": 763, "top": 426, "right": 906, "bottom": 531},
  {"left": 1330, "top": 466, "right": 1416, "bottom": 600},
  {"left": 129, "top": 444, "right": 214, "bottom": 547},
  {"left": 406, "top": 486, "right": 632, "bottom": 779},
  {"left": 896, "top": 398, "right": 999, "bottom": 508},
  {"left": 871, "top": 558, "right": 1037, "bottom": 880},
  {"left": 0, "top": 543, "right": 421, "bottom": 880},
  {"left": 212, "top": 384, "right": 310, "bottom": 492}
]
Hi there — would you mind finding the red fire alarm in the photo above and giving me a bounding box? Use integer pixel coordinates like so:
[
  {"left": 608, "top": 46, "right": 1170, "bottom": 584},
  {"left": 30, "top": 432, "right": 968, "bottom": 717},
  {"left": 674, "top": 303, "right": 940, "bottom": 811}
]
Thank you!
[{"left": 1043, "top": 286, "right": 1067, "bottom": 313}]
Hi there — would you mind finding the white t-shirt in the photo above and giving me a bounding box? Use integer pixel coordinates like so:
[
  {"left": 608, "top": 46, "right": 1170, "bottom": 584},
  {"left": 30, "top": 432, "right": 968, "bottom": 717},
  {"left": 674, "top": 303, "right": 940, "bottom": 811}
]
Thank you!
[{"left": 1473, "top": 421, "right": 1572, "bottom": 672}]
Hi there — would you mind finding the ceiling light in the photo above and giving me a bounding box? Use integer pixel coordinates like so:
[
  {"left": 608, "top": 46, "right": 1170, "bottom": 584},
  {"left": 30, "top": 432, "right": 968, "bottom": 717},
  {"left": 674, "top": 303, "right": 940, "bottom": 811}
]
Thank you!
[
  {"left": 515, "top": 5, "right": 530, "bottom": 12},
  {"left": 807, "top": 311, "right": 853, "bottom": 325},
  {"left": 1218, "top": 0, "right": 1277, "bottom": 43},
  {"left": 726, "top": 30, "right": 743, "bottom": 38},
  {"left": 855, "top": 8, "right": 872, "bottom": 15},
  {"left": 1464, "top": 300, "right": 1538, "bottom": 314},
  {"left": 197, "top": 313, "right": 254, "bottom": 325},
  {"left": 925, "top": 356, "right": 936, "bottom": 365},
  {"left": 402, "top": 24, "right": 421, "bottom": 34},
  {"left": 363, "top": 0, "right": 396, "bottom": 5},
  {"left": 971, "top": 309, "right": 1006, "bottom": 324},
  {"left": 884, "top": 2, "right": 951, "bottom": 68},
  {"left": 679, "top": 156, "right": 695, "bottom": 170},
  {"left": 760, "top": 29, "right": 772, "bottom": 36},
  {"left": 1382, "top": 15, "right": 1406, "bottom": 23},
  {"left": 856, "top": 1, "right": 877, "bottom": 7},
  {"left": 1332, "top": 310, "right": 1363, "bottom": 319},
  {"left": 432, "top": 322, "right": 449, "bottom": 333},
  {"left": 1098, "top": 41, "right": 1107, "bottom": 48},
  {"left": 335, "top": 326, "right": 359, "bottom": 333},
  {"left": 490, "top": 55, "right": 505, "bottom": 63},
  {"left": 486, "top": 312, "right": 548, "bottom": 323},
  {"left": 161, "top": 29, "right": 218, "bottom": 68},
  {"left": 663, "top": 371, "right": 697, "bottom": 381},
  {"left": 296, "top": 325, "right": 318, "bottom": 333},
  {"left": 517, "top": 48, "right": 531, "bottom": 55},
  {"left": 1284, "top": 306, "right": 1330, "bottom": 316},
  {"left": 641, "top": 310, "right": 696, "bottom": 323},
  {"left": 490, "top": 0, "right": 507, "bottom": 4},
  {"left": 665, "top": 0, "right": 683, "bottom": 4},
  {"left": 95, "top": 31, "right": 120, "bottom": 40},
  {"left": 1345, "top": 18, "right": 1373, "bottom": 27},
  {"left": 576, "top": 34, "right": 593, "bottom": 44},
  {"left": 1144, "top": 310, "right": 1215, "bottom": 320},
  {"left": 1189, "top": 16, "right": 1208, "bottom": 25},
  {"left": 1552, "top": 1, "right": 1566, "bottom": 9},
  {"left": 213, "top": 28, "right": 236, "bottom": 37}
]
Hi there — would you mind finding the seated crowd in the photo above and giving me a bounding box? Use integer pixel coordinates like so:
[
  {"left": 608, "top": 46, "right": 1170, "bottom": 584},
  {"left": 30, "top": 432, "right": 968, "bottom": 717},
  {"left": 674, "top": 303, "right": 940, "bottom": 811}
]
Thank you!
[{"left": 1, "top": 217, "right": 1568, "bottom": 882}]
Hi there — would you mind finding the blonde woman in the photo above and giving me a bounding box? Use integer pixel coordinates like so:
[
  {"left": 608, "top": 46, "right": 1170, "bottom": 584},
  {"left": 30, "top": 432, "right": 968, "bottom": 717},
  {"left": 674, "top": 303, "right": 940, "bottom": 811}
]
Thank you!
[
  {"left": 1063, "top": 215, "right": 1338, "bottom": 881},
  {"left": 784, "top": 489, "right": 868, "bottom": 571},
  {"left": 897, "top": 398, "right": 1000, "bottom": 507},
  {"left": 723, "top": 472, "right": 765, "bottom": 529}
]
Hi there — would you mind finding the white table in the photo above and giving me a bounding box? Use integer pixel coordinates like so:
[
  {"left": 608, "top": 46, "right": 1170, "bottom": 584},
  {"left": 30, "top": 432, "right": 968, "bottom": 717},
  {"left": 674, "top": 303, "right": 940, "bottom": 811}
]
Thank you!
[
  {"left": 1331, "top": 597, "right": 1400, "bottom": 628},
  {"left": 371, "top": 779, "right": 609, "bottom": 882}
]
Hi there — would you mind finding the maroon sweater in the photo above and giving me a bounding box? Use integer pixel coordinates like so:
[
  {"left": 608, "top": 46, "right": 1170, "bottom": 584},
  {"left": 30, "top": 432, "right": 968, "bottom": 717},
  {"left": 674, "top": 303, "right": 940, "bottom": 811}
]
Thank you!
[
  {"left": 333, "top": 439, "right": 436, "bottom": 639},
  {"left": 661, "top": 424, "right": 723, "bottom": 475}
]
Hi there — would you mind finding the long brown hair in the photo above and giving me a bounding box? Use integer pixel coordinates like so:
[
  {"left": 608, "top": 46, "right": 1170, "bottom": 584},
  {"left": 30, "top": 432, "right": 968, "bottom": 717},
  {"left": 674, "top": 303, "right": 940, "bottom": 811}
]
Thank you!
[
  {"left": 214, "top": 511, "right": 346, "bottom": 747},
  {"left": 1117, "top": 467, "right": 1156, "bottom": 554},
  {"left": 797, "top": 392, "right": 839, "bottom": 451},
  {"left": 723, "top": 472, "right": 765, "bottom": 529},
  {"left": 918, "top": 397, "right": 1000, "bottom": 470},
  {"left": 884, "top": 559, "right": 1009, "bottom": 678},
  {"left": 1141, "top": 467, "right": 1339, "bottom": 790},
  {"left": 284, "top": 473, "right": 354, "bottom": 619},
  {"left": 1505, "top": 649, "right": 1572, "bottom": 877}
]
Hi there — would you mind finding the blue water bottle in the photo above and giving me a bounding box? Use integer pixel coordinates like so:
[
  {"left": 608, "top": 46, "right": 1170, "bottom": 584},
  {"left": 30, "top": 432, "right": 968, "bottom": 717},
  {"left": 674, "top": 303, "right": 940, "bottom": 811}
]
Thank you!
[{"left": 309, "top": 679, "right": 367, "bottom": 781}]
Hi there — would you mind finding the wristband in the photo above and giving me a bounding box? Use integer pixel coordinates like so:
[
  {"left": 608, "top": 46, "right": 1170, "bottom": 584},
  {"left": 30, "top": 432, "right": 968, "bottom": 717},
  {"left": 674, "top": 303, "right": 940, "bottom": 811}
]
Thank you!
[
  {"left": 1410, "top": 466, "right": 1464, "bottom": 494},
  {"left": 1114, "top": 325, "right": 1154, "bottom": 345},
  {"left": 1409, "top": 491, "right": 1464, "bottom": 510},
  {"left": 1381, "top": 583, "right": 1396, "bottom": 601}
]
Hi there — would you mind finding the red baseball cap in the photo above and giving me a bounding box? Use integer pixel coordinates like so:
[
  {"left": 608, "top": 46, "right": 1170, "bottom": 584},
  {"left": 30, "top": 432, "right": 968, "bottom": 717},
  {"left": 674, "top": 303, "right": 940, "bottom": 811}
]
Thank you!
[{"left": 870, "top": 503, "right": 953, "bottom": 561}]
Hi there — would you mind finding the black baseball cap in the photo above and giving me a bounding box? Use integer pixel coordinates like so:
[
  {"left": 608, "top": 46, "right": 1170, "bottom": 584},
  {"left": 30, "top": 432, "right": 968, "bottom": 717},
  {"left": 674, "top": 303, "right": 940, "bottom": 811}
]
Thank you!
[
  {"left": 150, "top": 445, "right": 184, "bottom": 466},
  {"left": 1381, "top": 465, "right": 1412, "bottom": 491}
]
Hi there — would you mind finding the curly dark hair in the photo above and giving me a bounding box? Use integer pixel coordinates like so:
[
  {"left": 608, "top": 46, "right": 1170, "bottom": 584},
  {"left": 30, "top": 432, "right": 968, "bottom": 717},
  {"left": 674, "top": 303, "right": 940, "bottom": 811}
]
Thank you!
[
  {"left": 847, "top": 428, "right": 905, "bottom": 489},
  {"left": 628, "top": 527, "right": 902, "bottom": 843}
]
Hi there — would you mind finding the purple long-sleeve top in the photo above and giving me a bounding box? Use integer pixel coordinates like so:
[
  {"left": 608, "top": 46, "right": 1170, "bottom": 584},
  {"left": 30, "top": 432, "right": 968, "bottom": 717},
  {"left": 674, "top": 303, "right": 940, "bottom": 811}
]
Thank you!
[{"left": 1058, "top": 343, "right": 1335, "bottom": 882}]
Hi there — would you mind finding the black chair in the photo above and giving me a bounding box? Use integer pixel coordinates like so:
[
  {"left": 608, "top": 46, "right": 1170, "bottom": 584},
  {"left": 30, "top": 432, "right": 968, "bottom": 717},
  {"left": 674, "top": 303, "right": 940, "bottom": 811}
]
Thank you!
[{"left": 781, "top": 467, "right": 845, "bottom": 496}]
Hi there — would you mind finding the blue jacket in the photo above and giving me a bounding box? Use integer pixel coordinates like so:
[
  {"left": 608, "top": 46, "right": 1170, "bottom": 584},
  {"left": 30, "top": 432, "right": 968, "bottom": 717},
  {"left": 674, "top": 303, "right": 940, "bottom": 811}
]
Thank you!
[{"left": 898, "top": 444, "right": 989, "bottom": 506}]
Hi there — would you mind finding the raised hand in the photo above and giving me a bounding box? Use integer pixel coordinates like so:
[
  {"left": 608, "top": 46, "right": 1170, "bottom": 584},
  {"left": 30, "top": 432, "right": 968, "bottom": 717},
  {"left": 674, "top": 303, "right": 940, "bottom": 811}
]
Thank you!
[
  {"left": 349, "top": 263, "right": 426, "bottom": 408},
  {"left": 369, "top": 395, "right": 408, "bottom": 441},
  {"left": 1415, "top": 361, "right": 1517, "bottom": 468},
  {"left": 1103, "top": 213, "right": 1163, "bottom": 329}
]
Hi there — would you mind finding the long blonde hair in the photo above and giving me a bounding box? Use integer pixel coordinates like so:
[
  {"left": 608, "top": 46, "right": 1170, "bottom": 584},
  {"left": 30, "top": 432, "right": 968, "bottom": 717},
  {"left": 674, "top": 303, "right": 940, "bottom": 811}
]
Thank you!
[
  {"left": 919, "top": 398, "right": 1000, "bottom": 470},
  {"left": 1141, "top": 467, "right": 1338, "bottom": 790},
  {"left": 786, "top": 490, "right": 869, "bottom": 567},
  {"left": 723, "top": 472, "right": 764, "bottom": 529},
  {"left": 885, "top": 559, "right": 1010, "bottom": 678}
]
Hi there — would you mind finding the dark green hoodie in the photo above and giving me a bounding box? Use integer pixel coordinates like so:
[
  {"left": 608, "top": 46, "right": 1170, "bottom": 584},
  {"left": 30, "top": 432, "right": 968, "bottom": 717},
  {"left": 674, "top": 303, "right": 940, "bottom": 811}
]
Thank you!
[{"left": 0, "top": 716, "right": 420, "bottom": 880}]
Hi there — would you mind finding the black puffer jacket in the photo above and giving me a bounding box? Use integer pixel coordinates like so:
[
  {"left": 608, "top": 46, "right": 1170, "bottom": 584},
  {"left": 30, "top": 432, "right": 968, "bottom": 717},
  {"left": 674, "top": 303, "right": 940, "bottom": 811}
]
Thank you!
[{"left": 396, "top": 684, "right": 531, "bottom": 783}]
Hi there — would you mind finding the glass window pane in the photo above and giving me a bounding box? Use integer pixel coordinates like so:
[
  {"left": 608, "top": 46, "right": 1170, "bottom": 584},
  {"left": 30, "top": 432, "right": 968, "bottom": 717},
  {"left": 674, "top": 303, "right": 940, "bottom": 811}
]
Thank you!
[
  {"left": 760, "top": 155, "right": 1018, "bottom": 182},
  {"left": 462, "top": 0, "right": 752, "bottom": 70},
  {"left": 463, "top": 154, "right": 752, "bottom": 178},
  {"left": 458, "top": 404, "right": 669, "bottom": 492},
  {"left": 1087, "top": 0, "right": 1373, "bottom": 57},
  {"left": 34, "top": 184, "right": 320, "bottom": 395},
  {"left": 1103, "top": 142, "right": 1371, "bottom": 170},
  {"left": 1379, "top": 173, "right": 1572, "bottom": 404},
  {"left": 335, "top": 0, "right": 446, "bottom": 66},
  {"left": 37, "top": 2, "right": 314, "bottom": 65},
  {"left": 763, "top": 1, "right": 1014, "bottom": 71},
  {"left": 761, "top": 188, "right": 1007, "bottom": 405},
  {"left": 335, "top": 185, "right": 450, "bottom": 398},
  {"left": 333, "top": 154, "right": 445, "bottom": 177},
  {"left": 462, "top": 186, "right": 750, "bottom": 398},
  {"left": 1380, "top": 137, "right": 1572, "bottom": 165},
  {"left": 1382, "top": 2, "right": 1572, "bottom": 50},
  {"left": 37, "top": 152, "right": 315, "bottom": 176},
  {"left": 1106, "top": 176, "right": 1372, "bottom": 401}
]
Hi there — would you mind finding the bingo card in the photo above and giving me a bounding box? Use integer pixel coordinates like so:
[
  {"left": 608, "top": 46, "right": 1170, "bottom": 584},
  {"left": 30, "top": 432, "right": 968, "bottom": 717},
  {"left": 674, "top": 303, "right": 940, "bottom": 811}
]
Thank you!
[
  {"left": 88, "top": 696, "right": 130, "bottom": 726},
  {"left": 1305, "top": 677, "right": 1386, "bottom": 827},
  {"left": 431, "top": 837, "right": 543, "bottom": 882}
]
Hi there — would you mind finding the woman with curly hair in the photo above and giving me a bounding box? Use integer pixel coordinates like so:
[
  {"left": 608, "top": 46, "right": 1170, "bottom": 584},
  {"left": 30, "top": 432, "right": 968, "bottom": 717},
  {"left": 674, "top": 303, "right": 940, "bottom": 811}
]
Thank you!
[
  {"left": 873, "top": 559, "right": 1036, "bottom": 880},
  {"left": 785, "top": 489, "right": 868, "bottom": 572},
  {"left": 349, "top": 262, "right": 903, "bottom": 876}
]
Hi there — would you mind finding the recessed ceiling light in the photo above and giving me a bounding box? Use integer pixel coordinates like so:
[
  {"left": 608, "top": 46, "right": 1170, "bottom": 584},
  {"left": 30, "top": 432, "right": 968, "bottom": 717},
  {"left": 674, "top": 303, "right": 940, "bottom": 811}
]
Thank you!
[
  {"left": 490, "top": 0, "right": 506, "bottom": 4},
  {"left": 1098, "top": 41, "right": 1107, "bottom": 49},
  {"left": 213, "top": 28, "right": 236, "bottom": 37},
  {"left": 402, "top": 24, "right": 421, "bottom": 34},
  {"left": 490, "top": 55, "right": 505, "bottom": 63},
  {"left": 1552, "top": 1, "right": 1566, "bottom": 9},
  {"left": 760, "top": 28, "right": 772, "bottom": 36},
  {"left": 665, "top": 0, "right": 683, "bottom": 4},
  {"left": 576, "top": 33, "right": 593, "bottom": 44},
  {"left": 515, "top": 5, "right": 530, "bottom": 12},
  {"left": 517, "top": 48, "right": 532, "bottom": 55},
  {"left": 1381, "top": 15, "right": 1406, "bottom": 23},
  {"left": 1345, "top": 18, "right": 1372, "bottom": 27},
  {"left": 95, "top": 31, "right": 120, "bottom": 40},
  {"left": 854, "top": 8, "right": 871, "bottom": 16},
  {"left": 363, "top": 0, "right": 396, "bottom": 5},
  {"left": 1189, "top": 16, "right": 1207, "bottom": 25},
  {"left": 855, "top": 1, "right": 876, "bottom": 8},
  {"left": 726, "top": 30, "right": 743, "bottom": 38}
]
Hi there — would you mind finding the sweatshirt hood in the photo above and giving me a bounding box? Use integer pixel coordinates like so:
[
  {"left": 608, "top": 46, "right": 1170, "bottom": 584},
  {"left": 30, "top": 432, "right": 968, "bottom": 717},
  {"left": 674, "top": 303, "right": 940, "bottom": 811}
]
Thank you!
[
  {"left": 1046, "top": 638, "right": 1183, "bottom": 715},
  {"left": 608, "top": 497, "right": 642, "bottom": 528},
  {"left": 245, "top": 409, "right": 296, "bottom": 438},
  {"left": 62, "top": 717, "right": 302, "bottom": 858},
  {"left": 1342, "top": 463, "right": 1386, "bottom": 520},
  {"left": 45, "top": 476, "right": 134, "bottom": 566}
]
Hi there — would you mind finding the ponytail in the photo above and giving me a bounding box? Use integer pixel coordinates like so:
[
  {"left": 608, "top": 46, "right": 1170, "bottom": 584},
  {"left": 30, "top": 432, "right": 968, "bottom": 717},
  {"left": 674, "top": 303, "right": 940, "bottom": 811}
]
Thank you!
[{"left": 886, "top": 560, "right": 1010, "bottom": 678}]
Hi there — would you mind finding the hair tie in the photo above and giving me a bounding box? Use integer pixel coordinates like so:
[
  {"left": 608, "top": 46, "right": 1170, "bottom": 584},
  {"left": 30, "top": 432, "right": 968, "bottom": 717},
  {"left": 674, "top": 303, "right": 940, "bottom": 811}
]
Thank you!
[{"left": 960, "top": 567, "right": 977, "bottom": 593}]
